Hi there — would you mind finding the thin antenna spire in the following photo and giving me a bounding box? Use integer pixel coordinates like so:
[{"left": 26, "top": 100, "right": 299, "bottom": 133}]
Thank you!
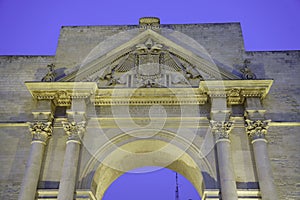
[{"left": 175, "top": 172, "right": 179, "bottom": 200}]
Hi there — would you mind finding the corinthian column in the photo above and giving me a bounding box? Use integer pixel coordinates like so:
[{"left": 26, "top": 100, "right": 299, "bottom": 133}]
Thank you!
[
  {"left": 18, "top": 122, "right": 52, "bottom": 200},
  {"left": 210, "top": 120, "right": 238, "bottom": 200},
  {"left": 57, "top": 121, "right": 86, "bottom": 200},
  {"left": 245, "top": 119, "right": 278, "bottom": 200}
]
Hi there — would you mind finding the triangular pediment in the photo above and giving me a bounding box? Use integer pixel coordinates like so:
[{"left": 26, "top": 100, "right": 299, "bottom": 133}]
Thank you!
[{"left": 59, "top": 29, "right": 240, "bottom": 88}]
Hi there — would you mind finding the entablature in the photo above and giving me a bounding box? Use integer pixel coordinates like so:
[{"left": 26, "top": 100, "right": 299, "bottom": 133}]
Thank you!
[{"left": 25, "top": 80, "right": 273, "bottom": 107}]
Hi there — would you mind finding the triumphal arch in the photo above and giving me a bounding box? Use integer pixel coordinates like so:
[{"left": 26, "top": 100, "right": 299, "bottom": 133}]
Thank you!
[{"left": 1, "top": 17, "right": 299, "bottom": 200}]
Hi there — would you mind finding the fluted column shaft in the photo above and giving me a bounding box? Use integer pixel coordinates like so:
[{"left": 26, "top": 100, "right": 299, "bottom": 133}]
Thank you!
[
  {"left": 210, "top": 121, "right": 238, "bottom": 200},
  {"left": 245, "top": 119, "right": 278, "bottom": 200},
  {"left": 18, "top": 122, "right": 52, "bottom": 200},
  {"left": 57, "top": 121, "right": 86, "bottom": 200}
]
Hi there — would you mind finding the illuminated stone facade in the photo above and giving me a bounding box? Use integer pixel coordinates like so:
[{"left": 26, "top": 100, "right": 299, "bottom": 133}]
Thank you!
[{"left": 0, "top": 18, "right": 299, "bottom": 199}]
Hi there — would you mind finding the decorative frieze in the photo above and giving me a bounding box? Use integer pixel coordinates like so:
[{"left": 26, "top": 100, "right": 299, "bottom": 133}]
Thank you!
[
  {"left": 62, "top": 121, "right": 86, "bottom": 143},
  {"left": 245, "top": 119, "right": 271, "bottom": 140},
  {"left": 25, "top": 80, "right": 273, "bottom": 106},
  {"left": 28, "top": 121, "right": 52, "bottom": 144},
  {"left": 210, "top": 120, "right": 233, "bottom": 140}
]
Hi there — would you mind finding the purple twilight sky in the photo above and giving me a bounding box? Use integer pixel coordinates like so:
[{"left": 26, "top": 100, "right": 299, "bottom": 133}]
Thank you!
[
  {"left": 0, "top": 0, "right": 299, "bottom": 55},
  {"left": 0, "top": 1, "right": 299, "bottom": 200}
]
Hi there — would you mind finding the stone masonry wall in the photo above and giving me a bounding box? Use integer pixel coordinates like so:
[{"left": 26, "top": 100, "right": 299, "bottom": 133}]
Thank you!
[
  {"left": 54, "top": 25, "right": 136, "bottom": 69},
  {"left": 0, "top": 126, "right": 30, "bottom": 199},
  {"left": 0, "top": 56, "right": 54, "bottom": 121},
  {"left": 54, "top": 23, "right": 245, "bottom": 75},
  {"left": 246, "top": 51, "right": 300, "bottom": 122},
  {"left": 0, "top": 56, "right": 54, "bottom": 199},
  {"left": 170, "top": 23, "right": 245, "bottom": 75},
  {"left": 245, "top": 50, "right": 300, "bottom": 199},
  {"left": 268, "top": 126, "right": 300, "bottom": 199}
]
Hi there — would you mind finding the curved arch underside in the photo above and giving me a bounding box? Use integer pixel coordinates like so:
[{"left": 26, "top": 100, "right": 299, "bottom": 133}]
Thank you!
[
  {"left": 94, "top": 140, "right": 203, "bottom": 199},
  {"left": 80, "top": 130, "right": 217, "bottom": 199}
]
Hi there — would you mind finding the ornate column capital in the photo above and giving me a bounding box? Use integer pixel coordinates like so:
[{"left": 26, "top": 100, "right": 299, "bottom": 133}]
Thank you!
[
  {"left": 245, "top": 119, "right": 271, "bottom": 140},
  {"left": 62, "top": 121, "right": 86, "bottom": 144},
  {"left": 210, "top": 120, "right": 233, "bottom": 141},
  {"left": 28, "top": 121, "right": 52, "bottom": 144}
]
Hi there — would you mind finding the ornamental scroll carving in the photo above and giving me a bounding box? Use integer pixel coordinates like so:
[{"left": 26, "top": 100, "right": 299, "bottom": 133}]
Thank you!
[
  {"left": 41, "top": 64, "right": 57, "bottom": 82},
  {"left": 209, "top": 120, "right": 233, "bottom": 140},
  {"left": 28, "top": 121, "right": 52, "bottom": 143},
  {"left": 245, "top": 119, "right": 271, "bottom": 139},
  {"left": 240, "top": 59, "right": 256, "bottom": 80},
  {"left": 62, "top": 121, "right": 86, "bottom": 142}
]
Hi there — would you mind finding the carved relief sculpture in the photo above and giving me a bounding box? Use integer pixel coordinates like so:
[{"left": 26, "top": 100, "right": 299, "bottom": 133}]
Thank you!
[
  {"left": 28, "top": 121, "right": 52, "bottom": 143},
  {"left": 245, "top": 119, "right": 271, "bottom": 140},
  {"left": 209, "top": 120, "right": 234, "bottom": 140},
  {"left": 41, "top": 64, "right": 57, "bottom": 82},
  {"left": 62, "top": 121, "right": 87, "bottom": 142}
]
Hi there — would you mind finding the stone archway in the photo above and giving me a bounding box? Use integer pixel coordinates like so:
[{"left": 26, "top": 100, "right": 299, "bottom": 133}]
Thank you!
[
  {"left": 80, "top": 129, "right": 215, "bottom": 200},
  {"left": 15, "top": 16, "right": 280, "bottom": 200}
]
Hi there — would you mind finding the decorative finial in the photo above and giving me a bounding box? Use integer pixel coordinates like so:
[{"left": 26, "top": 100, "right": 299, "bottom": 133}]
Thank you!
[
  {"left": 244, "top": 59, "right": 251, "bottom": 67},
  {"left": 241, "top": 59, "right": 256, "bottom": 80},
  {"left": 139, "top": 17, "right": 160, "bottom": 31}
]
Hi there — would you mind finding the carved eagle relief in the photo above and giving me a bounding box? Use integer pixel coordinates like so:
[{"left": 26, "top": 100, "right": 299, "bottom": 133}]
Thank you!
[{"left": 96, "top": 38, "right": 204, "bottom": 88}]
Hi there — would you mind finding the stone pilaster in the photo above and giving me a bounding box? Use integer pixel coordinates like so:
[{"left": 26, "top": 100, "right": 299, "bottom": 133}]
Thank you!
[
  {"left": 57, "top": 121, "right": 86, "bottom": 200},
  {"left": 210, "top": 120, "right": 238, "bottom": 200},
  {"left": 18, "top": 121, "right": 52, "bottom": 200},
  {"left": 245, "top": 119, "right": 278, "bottom": 200}
]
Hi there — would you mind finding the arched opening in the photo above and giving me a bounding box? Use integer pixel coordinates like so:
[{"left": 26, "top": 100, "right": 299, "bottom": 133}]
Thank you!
[
  {"left": 91, "top": 139, "right": 205, "bottom": 199},
  {"left": 103, "top": 166, "right": 201, "bottom": 200},
  {"left": 80, "top": 129, "right": 216, "bottom": 199}
]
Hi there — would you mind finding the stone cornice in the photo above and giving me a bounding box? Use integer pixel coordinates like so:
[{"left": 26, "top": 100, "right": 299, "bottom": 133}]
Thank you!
[
  {"left": 25, "top": 82, "right": 97, "bottom": 106},
  {"left": 92, "top": 87, "right": 207, "bottom": 106},
  {"left": 200, "top": 80, "right": 273, "bottom": 103},
  {"left": 25, "top": 80, "right": 273, "bottom": 106}
]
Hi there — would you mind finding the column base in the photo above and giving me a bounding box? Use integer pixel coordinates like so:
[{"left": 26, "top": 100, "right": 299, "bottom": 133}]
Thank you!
[
  {"left": 203, "top": 189, "right": 262, "bottom": 200},
  {"left": 37, "top": 189, "right": 96, "bottom": 200}
]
